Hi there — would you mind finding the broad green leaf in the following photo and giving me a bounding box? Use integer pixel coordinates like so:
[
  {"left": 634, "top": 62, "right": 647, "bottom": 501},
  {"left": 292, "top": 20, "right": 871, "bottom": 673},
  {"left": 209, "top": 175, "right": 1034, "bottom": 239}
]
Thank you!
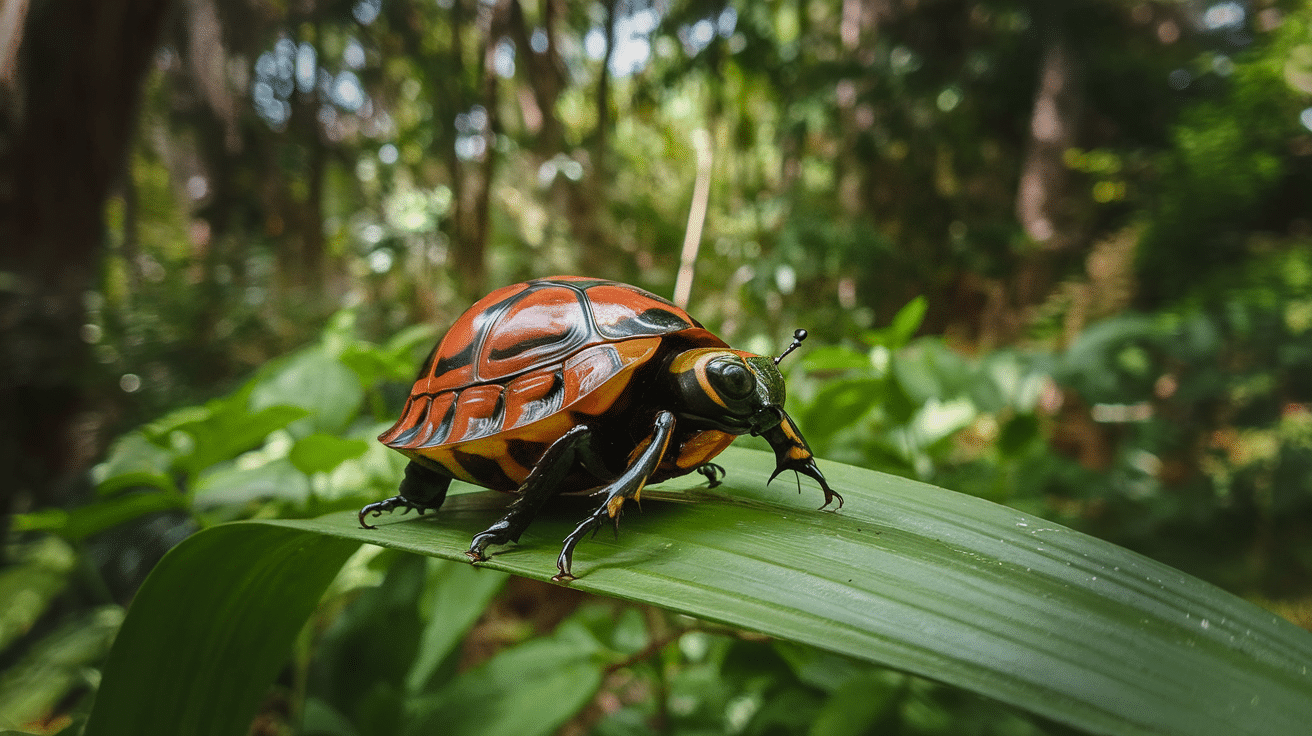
[
  {"left": 797, "top": 377, "right": 884, "bottom": 450},
  {"left": 406, "top": 560, "right": 508, "bottom": 694},
  {"left": 171, "top": 403, "right": 309, "bottom": 479},
  {"left": 251, "top": 348, "right": 364, "bottom": 435},
  {"left": 893, "top": 338, "right": 973, "bottom": 405},
  {"left": 87, "top": 448, "right": 1312, "bottom": 736},
  {"left": 83, "top": 525, "right": 359, "bottom": 736},
  {"left": 92, "top": 432, "right": 178, "bottom": 495},
  {"left": 194, "top": 458, "right": 310, "bottom": 508}
]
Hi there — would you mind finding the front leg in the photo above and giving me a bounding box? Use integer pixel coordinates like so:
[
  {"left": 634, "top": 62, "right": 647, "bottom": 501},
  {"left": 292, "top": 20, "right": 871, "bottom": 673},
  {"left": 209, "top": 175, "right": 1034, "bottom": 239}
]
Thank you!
[{"left": 554, "top": 410, "right": 676, "bottom": 582}]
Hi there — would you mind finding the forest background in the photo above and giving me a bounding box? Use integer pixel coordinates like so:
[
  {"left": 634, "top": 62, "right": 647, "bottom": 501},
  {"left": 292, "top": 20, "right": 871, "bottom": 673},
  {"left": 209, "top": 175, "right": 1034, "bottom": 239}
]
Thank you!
[{"left": 3, "top": 0, "right": 1312, "bottom": 734}]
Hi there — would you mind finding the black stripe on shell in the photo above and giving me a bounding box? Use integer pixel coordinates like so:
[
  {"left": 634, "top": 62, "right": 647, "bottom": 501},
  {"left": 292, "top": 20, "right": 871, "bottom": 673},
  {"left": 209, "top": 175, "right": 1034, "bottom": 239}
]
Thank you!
[
  {"left": 487, "top": 321, "right": 587, "bottom": 362},
  {"left": 431, "top": 285, "right": 533, "bottom": 381},
  {"left": 452, "top": 448, "right": 518, "bottom": 490},
  {"left": 428, "top": 339, "right": 476, "bottom": 382},
  {"left": 595, "top": 306, "right": 694, "bottom": 340},
  {"left": 388, "top": 396, "right": 429, "bottom": 447}
]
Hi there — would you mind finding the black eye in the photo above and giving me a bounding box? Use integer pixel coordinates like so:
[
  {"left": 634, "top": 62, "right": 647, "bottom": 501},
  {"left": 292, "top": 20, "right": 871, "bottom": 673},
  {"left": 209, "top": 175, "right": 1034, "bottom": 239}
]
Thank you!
[{"left": 710, "top": 360, "right": 756, "bottom": 400}]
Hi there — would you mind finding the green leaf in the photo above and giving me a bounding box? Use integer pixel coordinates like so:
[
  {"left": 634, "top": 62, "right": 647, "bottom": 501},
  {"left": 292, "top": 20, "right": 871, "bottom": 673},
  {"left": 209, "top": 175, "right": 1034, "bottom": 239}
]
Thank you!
[
  {"left": 194, "top": 458, "right": 310, "bottom": 508},
  {"left": 0, "top": 607, "right": 123, "bottom": 730},
  {"left": 796, "top": 377, "right": 884, "bottom": 450},
  {"left": 171, "top": 401, "right": 309, "bottom": 479},
  {"left": 289, "top": 434, "right": 370, "bottom": 476},
  {"left": 406, "top": 560, "right": 508, "bottom": 694},
  {"left": 800, "top": 345, "right": 874, "bottom": 373},
  {"left": 83, "top": 525, "right": 359, "bottom": 736},
  {"left": 0, "top": 537, "right": 77, "bottom": 652},
  {"left": 892, "top": 338, "right": 973, "bottom": 405},
  {"left": 87, "top": 448, "right": 1312, "bottom": 736},
  {"left": 406, "top": 620, "right": 604, "bottom": 736},
  {"left": 12, "top": 492, "right": 187, "bottom": 541},
  {"left": 92, "top": 432, "right": 178, "bottom": 495},
  {"left": 251, "top": 347, "right": 364, "bottom": 435},
  {"left": 888, "top": 295, "right": 928, "bottom": 345}
]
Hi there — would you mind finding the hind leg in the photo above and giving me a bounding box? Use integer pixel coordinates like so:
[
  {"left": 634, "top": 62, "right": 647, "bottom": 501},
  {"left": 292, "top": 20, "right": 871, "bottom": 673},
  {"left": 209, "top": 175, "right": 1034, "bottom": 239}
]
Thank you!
[{"left": 359, "top": 461, "right": 453, "bottom": 528}]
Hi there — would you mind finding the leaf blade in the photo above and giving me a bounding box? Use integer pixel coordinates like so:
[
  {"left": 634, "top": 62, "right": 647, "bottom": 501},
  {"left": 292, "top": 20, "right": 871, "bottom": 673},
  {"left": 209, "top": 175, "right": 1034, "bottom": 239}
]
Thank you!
[
  {"left": 86, "top": 448, "right": 1312, "bottom": 736},
  {"left": 83, "top": 525, "right": 359, "bottom": 736},
  {"left": 293, "top": 447, "right": 1312, "bottom": 736}
]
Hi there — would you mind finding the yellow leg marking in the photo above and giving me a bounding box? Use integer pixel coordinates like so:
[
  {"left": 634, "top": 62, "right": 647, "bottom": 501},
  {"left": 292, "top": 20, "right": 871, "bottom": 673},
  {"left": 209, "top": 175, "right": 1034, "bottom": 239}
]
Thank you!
[{"left": 607, "top": 494, "right": 626, "bottom": 517}]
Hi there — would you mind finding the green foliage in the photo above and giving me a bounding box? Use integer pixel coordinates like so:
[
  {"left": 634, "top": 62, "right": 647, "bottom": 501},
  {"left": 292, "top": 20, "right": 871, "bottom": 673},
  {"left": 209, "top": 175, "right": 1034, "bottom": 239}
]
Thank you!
[
  {"left": 14, "top": 313, "right": 428, "bottom": 543},
  {"left": 82, "top": 452, "right": 1312, "bottom": 736},
  {"left": 791, "top": 297, "right": 1047, "bottom": 499},
  {"left": 1138, "top": 11, "right": 1312, "bottom": 305}
]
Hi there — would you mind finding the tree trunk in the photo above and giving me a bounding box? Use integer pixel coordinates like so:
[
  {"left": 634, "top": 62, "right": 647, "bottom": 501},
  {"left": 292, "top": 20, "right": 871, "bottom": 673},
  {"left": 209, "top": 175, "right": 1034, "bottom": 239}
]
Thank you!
[{"left": 0, "top": 0, "right": 173, "bottom": 521}]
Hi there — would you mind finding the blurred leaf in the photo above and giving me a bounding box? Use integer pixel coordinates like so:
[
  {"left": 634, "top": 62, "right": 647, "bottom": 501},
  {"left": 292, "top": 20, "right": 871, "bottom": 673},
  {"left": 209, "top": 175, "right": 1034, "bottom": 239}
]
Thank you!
[
  {"left": 909, "top": 397, "right": 977, "bottom": 448},
  {"left": 997, "top": 414, "right": 1040, "bottom": 456},
  {"left": 12, "top": 492, "right": 187, "bottom": 541},
  {"left": 310, "top": 554, "right": 427, "bottom": 734},
  {"left": 797, "top": 377, "right": 884, "bottom": 450},
  {"left": 301, "top": 697, "right": 361, "bottom": 736},
  {"left": 92, "top": 432, "right": 178, "bottom": 496},
  {"left": 406, "top": 620, "right": 604, "bottom": 736},
  {"left": 861, "top": 296, "right": 929, "bottom": 350},
  {"left": 893, "top": 339, "right": 972, "bottom": 405},
  {"left": 170, "top": 398, "right": 309, "bottom": 480},
  {"left": 888, "top": 296, "right": 928, "bottom": 346},
  {"left": 405, "top": 560, "right": 508, "bottom": 694},
  {"left": 0, "top": 607, "right": 123, "bottom": 730},
  {"left": 0, "top": 537, "right": 76, "bottom": 652},
  {"left": 289, "top": 434, "right": 370, "bottom": 476},
  {"left": 251, "top": 348, "right": 364, "bottom": 435},
  {"left": 800, "top": 346, "right": 874, "bottom": 373},
  {"left": 193, "top": 458, "right": 310, "bottom": 509},
  {"left": 808, "top": 669, "right": 901, "bottom": 736},
  {"left": 86, "top": 448, "right": 1312, "bottom": 736},
  {"left": 339, "top": 323, "right": 438, "bottom": 388}
]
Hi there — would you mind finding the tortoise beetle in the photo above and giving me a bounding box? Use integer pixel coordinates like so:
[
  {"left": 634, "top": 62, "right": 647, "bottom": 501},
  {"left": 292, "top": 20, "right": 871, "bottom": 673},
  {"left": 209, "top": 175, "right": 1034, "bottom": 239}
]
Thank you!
[{"left": 361, "top": 276, "right": 840, "bottom": 580}]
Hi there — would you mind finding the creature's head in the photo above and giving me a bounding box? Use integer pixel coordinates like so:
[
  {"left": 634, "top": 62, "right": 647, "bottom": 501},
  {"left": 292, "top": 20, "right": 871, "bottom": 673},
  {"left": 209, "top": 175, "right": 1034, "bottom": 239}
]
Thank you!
[
  {"left": 666, "top": 330, "right": 841, "bottom": 509},
  {"left": 666, "top": 347, "right": 789, "bottom": 435}
]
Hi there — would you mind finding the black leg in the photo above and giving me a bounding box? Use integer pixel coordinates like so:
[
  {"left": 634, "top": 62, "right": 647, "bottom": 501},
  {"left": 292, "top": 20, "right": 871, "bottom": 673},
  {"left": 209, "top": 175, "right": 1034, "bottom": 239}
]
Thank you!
[
  {"left": 466, "top": 425, "right": 592, "bottom": 562},
  {"left": 695, "top": 463, "right": 725, "bottom": 488},
  {"left": 359, "top": 462, "right": 453, "bottom": 528},
  {"left": 554, "top": 410, "right": 676, "bottom": 582}
]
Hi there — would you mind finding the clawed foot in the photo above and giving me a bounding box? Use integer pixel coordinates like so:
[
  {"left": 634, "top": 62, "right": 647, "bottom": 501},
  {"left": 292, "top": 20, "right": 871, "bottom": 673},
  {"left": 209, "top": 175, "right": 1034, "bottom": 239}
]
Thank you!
[
  {"left": 357, "top": 496, "right": 431, "bottom": 529},
  {"left": 466, "top": 521, "right": 514, "bottom": 564},
  {"left": 553, "top": 504, "right": 615, "bottom": 582},
  {"left": 696, "top": 463, "right": 726, "bottom": 488}
]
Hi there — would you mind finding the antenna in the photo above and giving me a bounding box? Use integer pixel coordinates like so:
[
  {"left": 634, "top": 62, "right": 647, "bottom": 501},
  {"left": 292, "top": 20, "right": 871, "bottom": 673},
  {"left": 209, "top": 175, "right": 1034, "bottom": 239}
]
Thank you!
[{"left": 774, "top": 329, "right": 808, "bottom": 365}]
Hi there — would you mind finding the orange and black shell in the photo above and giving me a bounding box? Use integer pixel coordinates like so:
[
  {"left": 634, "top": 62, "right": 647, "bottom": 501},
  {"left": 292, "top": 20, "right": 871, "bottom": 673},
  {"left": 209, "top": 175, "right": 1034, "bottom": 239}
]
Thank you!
[{"left": 379, "top": 276, "right": 732, "bottom": 491}]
